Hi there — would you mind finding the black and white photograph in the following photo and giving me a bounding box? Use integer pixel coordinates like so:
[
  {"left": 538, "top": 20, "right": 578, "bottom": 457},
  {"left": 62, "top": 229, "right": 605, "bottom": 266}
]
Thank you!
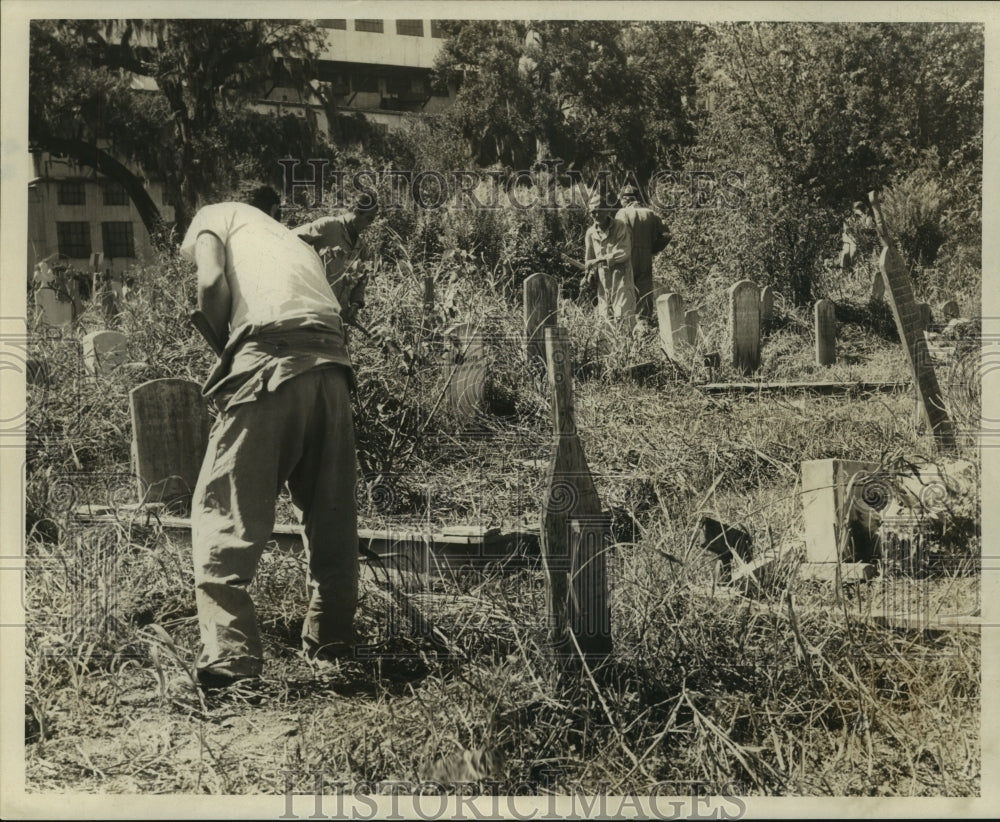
[{"left": 2, "top": 1, "right": 996, "bottom": 818}]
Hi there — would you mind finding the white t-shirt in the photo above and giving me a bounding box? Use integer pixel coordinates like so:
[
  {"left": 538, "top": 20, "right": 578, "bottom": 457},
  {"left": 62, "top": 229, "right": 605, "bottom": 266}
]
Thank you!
[{"left": 179, "top": 202, "right": 341, "bottom": 330}]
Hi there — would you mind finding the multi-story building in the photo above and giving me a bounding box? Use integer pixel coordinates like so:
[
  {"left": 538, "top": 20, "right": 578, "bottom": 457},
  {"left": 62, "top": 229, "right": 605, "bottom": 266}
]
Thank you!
[{"left": 27, "top": 19, "right": 454, "bottom": 276}]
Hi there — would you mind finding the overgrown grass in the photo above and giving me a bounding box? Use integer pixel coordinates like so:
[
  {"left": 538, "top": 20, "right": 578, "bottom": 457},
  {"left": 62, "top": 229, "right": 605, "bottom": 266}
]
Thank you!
[{"left": 24, "top": 207, "right": 980, "bottom": 797}]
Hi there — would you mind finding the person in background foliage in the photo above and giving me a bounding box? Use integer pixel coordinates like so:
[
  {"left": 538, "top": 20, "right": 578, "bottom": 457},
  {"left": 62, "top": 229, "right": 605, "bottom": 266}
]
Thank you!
[
  {"left": 294, "top": 198, "right": 379, "bottom": 329},
  {"left": 616, "top": 184, "right": 671, "bottom": 322},
  {"left": 839, "top": 199, "right": 883, "bottom": 302},
  {"left": 584, "top": 191, "right": 636, "bottom": 332}
]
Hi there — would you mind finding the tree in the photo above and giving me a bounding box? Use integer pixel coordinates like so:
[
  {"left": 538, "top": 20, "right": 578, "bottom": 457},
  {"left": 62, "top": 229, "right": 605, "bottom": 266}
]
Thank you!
[
  {"left": 30, "top": 19, "right": 328, "bottom": 236},
  {"left": 434, "top": 21, "right": 702, "bottom": 176}
]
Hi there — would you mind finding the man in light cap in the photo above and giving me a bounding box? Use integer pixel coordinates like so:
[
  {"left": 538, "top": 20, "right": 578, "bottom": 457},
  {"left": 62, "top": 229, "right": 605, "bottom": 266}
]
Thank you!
[
  {"left": 294, "top": 197, "right": 379, "bottom": 327},
  {"left": 616, "top": 184, "right": 670, "bottom": 321},
  {"left": 584, "top": 191, "right": 636, "bottom": 331}
]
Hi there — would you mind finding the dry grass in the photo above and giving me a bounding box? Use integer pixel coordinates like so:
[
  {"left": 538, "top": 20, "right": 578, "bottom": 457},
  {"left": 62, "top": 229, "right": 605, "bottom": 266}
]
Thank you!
[{"left": 23, "top": 236, "right": 980, "bottom": 797}]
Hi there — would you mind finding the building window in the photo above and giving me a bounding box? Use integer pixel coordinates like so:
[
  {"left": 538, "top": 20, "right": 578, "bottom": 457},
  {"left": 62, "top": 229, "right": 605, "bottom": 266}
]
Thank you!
[
  {"left": 355, "top": 20, "right": 383, "bottom": 33},
  {"left": 396, "top": 20, "right": 424, "bottom": 37},
  {"left": 317, "top": 19, "right": 347, "bottom": 29},
  {"left": 353, "top": 71, "right": 380, "bottom": 94},
  {"left": 430, "top": 20, "right": 448, "bottom": 38},
  {"left": 56, "top": 221, "right": 92, "bottom": 258},
  {"left": 101, "top": 221, "right": 135, "bottom": 258},
  {"left": 102, "top": 180, "right": 129, "bottom": 206},
  {"left": 58, "top": 180, "right": 86, "bottom": 205}
]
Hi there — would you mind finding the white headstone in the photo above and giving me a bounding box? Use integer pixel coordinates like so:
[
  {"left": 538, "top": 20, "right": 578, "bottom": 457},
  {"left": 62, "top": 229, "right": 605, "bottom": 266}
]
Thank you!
[{"left": 656, "top": 293, "right": 687, "bottom": 359}]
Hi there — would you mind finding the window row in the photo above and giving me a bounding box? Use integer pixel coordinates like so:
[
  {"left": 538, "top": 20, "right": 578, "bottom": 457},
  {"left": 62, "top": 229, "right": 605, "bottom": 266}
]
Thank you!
[
  {"left": 56, "top": 221, "right": 135, "bottom": 259},
  {"left": 56, "top": 180, "right": 131, "bottom": 206},
  {"left": 317, "top": 19, "right": 448, "bottom": 37}
]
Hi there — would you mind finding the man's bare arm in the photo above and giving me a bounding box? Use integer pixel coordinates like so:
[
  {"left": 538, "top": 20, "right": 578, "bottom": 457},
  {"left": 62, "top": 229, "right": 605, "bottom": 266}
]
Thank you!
[{"left": 194, "top": 232, "right": 231, "bottom": 349}]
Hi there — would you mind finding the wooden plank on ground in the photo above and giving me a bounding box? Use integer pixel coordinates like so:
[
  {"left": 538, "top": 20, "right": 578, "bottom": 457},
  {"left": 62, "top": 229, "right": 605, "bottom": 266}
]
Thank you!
[
  {"left": 71, "top": 505, "right": 540, "bottom": 572},
  {"left": 701, "top": 380, "right": 910, "bottom": 395}
]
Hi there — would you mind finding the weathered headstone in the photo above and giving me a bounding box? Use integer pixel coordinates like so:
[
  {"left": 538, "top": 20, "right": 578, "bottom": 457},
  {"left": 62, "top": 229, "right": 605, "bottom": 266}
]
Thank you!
[
  {"left": 35, "top": 287, "right": 74, "bottom": 327},
  {"left": 814, "top": 299, "right": 837, "bottom": 366},
  {"left": 541, "top": 327, "right": 610, "bottom": 659},
  {"left": 869, "top": 191, "right": 956, "bottom": 450},
  {"left": 916, "top": 302, "right": 933, "bottom": 332},
  {"left": 801, "top": 459, "right": 881, "bottom": 565},
  {"left": 448, "top": 323, "right": 489, "bottom": 423},
  {"left": 759, "top": 285, "right": 775, "bottom": 332},
  {"left": 83, "top": 330, "right": 129, "bottom": 376},
  {"left": 523, "top": 273, "right": 559, "bottom": 367},
  {"left": 656, "top": 293, "right": 687, "bottom": 360},
  {"left": 684, "top": 309, "right": 700, "bottom": 347},
  {"left": 729, "top": 280, "right": 761, "bottom": 374},
  {"left": 940, "top": 299, "right": 960, "bottom": 321},
  {"left": 129, "top": 378, "right": 210, "bottom": 507}
]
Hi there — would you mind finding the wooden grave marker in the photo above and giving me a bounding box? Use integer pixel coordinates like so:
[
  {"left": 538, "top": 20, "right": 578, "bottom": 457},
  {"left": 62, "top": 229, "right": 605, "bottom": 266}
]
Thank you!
[
  {"left": 916, "top": 302, "right": 933, "bottom": 332},
  {"left": 541, "top": 327, "right": 612, "bottom": 659},
  {"left": 685, "top": 309, "right": 700, "bottom": 347},
  {"left": 656, "top": 293, "right": 687, "bottom": 360},
  {"left": 523, "top": 273, "right": 559, "bottom": 367},
  {"left": 83, "top": 330, "right": 129, "bottom": 376},
  {"left": 759, "top": 285, "right": 775, "bottom": 332},
  {"left": 448, "top": 322, "right": 489, "bottom": 423},
  {"left": 129, "top": 378, "right": 210, "bottom": 507},
  {"left": 729, "top": 280, "right": 761, "bottom": 374},
  {"left": 869, "top": 191, "right": 956, "bottom": 450},
  {"left": 814, "top": 299, "right": 837, "bottom": 366}
]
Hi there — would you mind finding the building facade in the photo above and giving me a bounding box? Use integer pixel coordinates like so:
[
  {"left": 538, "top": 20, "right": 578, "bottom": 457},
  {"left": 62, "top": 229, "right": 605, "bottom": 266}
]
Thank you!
[{"left": 28, "top": 19, "right": 453, "bottom": 276}]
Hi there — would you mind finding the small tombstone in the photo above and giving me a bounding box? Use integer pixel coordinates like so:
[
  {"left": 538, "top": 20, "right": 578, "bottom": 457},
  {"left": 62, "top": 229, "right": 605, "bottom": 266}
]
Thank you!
[
  {"left": 523, "top": 273, "right": 559, "bottom": 367},
  {"left": 729, "top": 280, "right": 761, "bottom": 374},
  {"left": 656, "top": 293, "right": 687, "bottom": 359},
  {"left": 801, "top": 459, "right": 881, "bottom": 564},
  {"left": 685, "top": 309, "right": 700, "bottom": 347},
  {"left": 448, "top": 323, "right": 489, "bottom": 423},
  {"left": 940, "top": 299, "right": 960, "bottom": 321},
  {"left": 916, "top": 302, "right": 933, "bottom": 331},
  {"left": 759, "top": 285, "right": 775, "bottom": 332},
  {"left": 35, "top": 287, "right": 74, "bottom": 327},
  {"left": 814, "top": 299, "right": 837, "bottom": 366},
  {"left": 83, "top": 330, "right": 129, "bottom": 376},
  {"left": 66, "top": 276, "right": 85, "bottom": 318},
  {"left": 129, "top": 378, "right": 210, "bottom": 507}
]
